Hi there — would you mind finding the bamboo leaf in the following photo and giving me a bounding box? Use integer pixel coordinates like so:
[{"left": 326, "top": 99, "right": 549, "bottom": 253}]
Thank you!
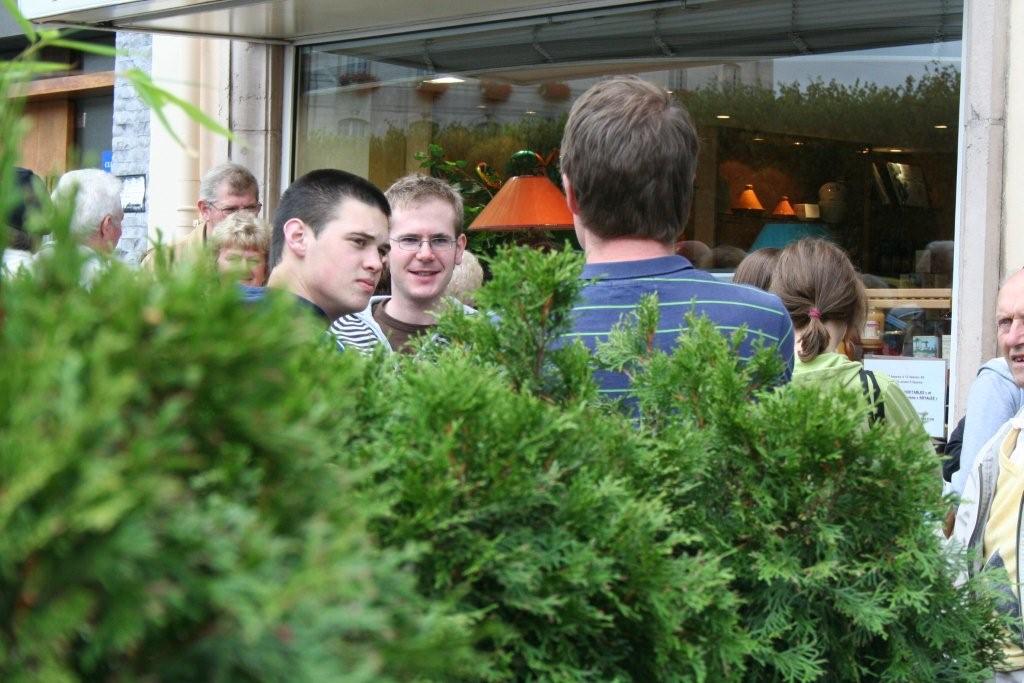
[
  {"left": 121, "top": 68, "right": 234, "bottom": 147},
  {"left": 129, "top": 76, "right": 191, "bottom": 153},
  {"left": 0, "top": 60, "right": 73, "bottom": 76},
  {"left": 47, "top": 38, "right": 124, "bottom": 58}
]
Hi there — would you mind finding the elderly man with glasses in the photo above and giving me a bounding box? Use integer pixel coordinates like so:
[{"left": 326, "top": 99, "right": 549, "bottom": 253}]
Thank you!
[
  {"left": 330, "top": 173, "right": 472, "bottom": 354},
  {"left": 141, "top": 162, "right": 261, "bottom": 268}
]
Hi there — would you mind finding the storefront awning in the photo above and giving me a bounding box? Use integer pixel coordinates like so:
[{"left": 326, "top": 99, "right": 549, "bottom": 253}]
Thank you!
[
  {"left": 20, "top": 0, "right": 962, "bottom": 56},
  {"left": 18, "top": 0, "right": 656, "bottom": 44}
]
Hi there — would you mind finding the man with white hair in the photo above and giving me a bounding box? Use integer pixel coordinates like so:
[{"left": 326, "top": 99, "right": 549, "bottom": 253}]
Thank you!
[{"left": 41, "top": 169, "right": 123, "bottom": 284}]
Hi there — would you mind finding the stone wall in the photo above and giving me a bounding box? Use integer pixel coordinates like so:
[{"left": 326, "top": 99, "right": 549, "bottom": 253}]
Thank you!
[{"left": 111, "top": 31, "right": 152, "bottom": 264}]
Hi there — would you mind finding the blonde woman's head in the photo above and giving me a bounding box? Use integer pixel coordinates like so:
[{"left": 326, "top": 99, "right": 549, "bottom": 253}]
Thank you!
[{"left": 210, "top": 211, "right": 271, "bottom": 286}]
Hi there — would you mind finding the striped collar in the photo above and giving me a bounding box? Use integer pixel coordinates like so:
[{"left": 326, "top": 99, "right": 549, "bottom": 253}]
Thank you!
[{"left": 580, "top": 255, "right": 696, "bottom": 281}]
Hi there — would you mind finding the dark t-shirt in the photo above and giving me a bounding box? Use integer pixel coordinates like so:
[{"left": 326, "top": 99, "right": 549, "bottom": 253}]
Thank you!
[{"left": 372, "top": 300, "right": 434, "bottom": 354}]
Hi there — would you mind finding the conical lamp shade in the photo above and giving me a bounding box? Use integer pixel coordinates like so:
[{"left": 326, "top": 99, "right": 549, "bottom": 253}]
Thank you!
[
  {"left": 469, "top": 175, "right": 574, "bottom": 231},
  {"left": 772, "top": 195, "right": 796, "bottom": 217},
  {"left": 733, "top": 184, "right": 764, "bottom": 212}
]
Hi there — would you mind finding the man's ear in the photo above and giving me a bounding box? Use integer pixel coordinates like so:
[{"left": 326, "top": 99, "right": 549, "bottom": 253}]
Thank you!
[
  {"left": 282, "top": 218, "right": 309, "bottom": 258},
  {"left": 454, "top": 232, "right": 467, "bottom": 265},
  {"left": 198, "top": 199, "right": 213, "bottom": 222},
  {"left": 99, "top": 215, "right": 115, "bottom": 240},
  {"left": 562, "top": 174, "right": 580, "bottom": 215}
]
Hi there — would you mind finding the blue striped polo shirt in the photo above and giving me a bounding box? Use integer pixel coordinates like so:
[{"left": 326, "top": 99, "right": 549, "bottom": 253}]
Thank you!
[{"left": 564, "top": 255, "right": 794, "bottom": 396}]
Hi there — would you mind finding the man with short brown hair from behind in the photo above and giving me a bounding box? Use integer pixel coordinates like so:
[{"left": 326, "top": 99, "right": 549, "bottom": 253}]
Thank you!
[
  {"left": 559, "top": 76, "right": 794, "bottom": 398},
  {"left": 141, "top": 162, "right": 260, "bottom": 268}
]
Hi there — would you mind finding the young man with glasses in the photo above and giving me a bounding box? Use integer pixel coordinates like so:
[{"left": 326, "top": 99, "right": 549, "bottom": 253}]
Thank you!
[
  {"left": 141, "top": 162, "right": 261, "bottom": 268},
  {"left": 330, "top": 174, "right": 470, "bottom": 354}
]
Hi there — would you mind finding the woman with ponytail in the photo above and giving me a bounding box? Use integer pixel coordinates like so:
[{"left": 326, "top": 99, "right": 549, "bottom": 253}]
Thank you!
[{"left": 770, "top": 238, "right": 922, "bottom": 430}]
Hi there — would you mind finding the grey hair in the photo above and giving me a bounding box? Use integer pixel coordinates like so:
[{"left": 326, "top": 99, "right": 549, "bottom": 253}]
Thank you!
[
  {"left": 51, "top": 169, "right": 122, "bottom": 239},
  {"left": 199, "top": 162, "right": 259, "bottom": 204}
]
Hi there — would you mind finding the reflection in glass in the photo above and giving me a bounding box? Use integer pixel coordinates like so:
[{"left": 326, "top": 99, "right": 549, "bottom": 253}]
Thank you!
[{"left": 294, "top": 4, "right": 962, "bottom": 299}]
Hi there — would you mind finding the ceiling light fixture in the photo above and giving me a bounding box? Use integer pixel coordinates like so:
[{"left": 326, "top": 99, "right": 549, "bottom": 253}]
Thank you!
[
  {"left": 716, "top": 114, "right": 731, "bottom": 120},
  {"left": 424, "top": 75, "right": 465, "bottom": 85}
]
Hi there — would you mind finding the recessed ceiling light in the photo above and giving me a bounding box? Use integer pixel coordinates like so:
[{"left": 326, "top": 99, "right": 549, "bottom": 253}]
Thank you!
[
  {"left": 793, "top": 141, "right": 803, "bottom": 146},
  {"left": 424, "top": 75, "right": 464, "bottom": 84},
  {"left": 888, "top": 148, "right": 903, "bottom": 153},
  {"left": 934, "top": 124, "right": 948, "bottom": 129},
  {"left": 525, "top": 110, "right": 537, "bottom": 115},
  {"left": 753, "top": 136, "right": 765, "bottom": 142},
  {"left": 716, "top": 114, "right": 731, "bottom": 120}
]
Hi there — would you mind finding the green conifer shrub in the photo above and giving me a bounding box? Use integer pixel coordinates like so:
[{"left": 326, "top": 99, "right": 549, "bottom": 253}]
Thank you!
[
  {"left": 400, "top": 247, "right": 1007, "bottom": 681},
  {"left": 0, "top": 232, "right": 1009, "bottom": 681},
  {"left": 0, "top": 239, "right": 482, "bottom": 681},
  {"left": 596, "top": 301, "right": 1008, "bottom": 680},
  {"left": 344, "top": 248, "right": 749, "bottom": 680}
]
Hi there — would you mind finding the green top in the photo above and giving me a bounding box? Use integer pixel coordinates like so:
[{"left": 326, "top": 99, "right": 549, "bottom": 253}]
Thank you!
[{"left": 792, "top": 352, "right": 923, "bottom": 433}]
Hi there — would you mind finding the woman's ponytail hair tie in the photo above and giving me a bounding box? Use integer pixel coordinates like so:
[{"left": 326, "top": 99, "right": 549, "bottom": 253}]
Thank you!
[{"left": 808, "top": 307, "right": 822, "bottom": 320}]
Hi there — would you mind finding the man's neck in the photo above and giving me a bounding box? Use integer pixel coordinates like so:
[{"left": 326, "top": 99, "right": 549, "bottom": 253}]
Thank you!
[
  {"left": 85, "top": 234, "right": 109, "bottom": 254},
  {"left": 267, "top": 264, "right": 323, "bottom": 314},
  {"left": 383, "top": 295, "right": 440, "bottom": 326},
  {"left": 580, "top": 232, "right": 675, "bottom": 264}
]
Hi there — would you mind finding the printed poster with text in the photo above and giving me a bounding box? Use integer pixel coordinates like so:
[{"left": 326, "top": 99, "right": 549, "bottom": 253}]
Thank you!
[{"left": 863, "top": 357, "right": 947, "bottom": 438}]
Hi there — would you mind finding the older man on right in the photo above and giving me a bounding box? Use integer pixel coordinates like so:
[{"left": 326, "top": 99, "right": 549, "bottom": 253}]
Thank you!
[
  {"left": 951, "top": 268, "right": 1024, "bottom": 682},
  {"left": 953, "top": 270, "right": 1024, "bottom": 494}
]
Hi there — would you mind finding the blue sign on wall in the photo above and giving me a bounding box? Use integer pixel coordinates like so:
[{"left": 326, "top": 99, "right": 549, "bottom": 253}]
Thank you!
[{"left": 100, "top": 150, "right": 112, "bottom": 173}]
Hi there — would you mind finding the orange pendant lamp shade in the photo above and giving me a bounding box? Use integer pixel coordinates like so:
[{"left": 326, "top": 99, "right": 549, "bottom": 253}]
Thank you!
[
  {"left": 469, "top": 175, "right": 574, "bottom": 231},
  {"left": 733, "top": 184, "right": 764, "bottom": 212},
  {"left": 772, "top": 195, "right": 796, "bottom": 217}
]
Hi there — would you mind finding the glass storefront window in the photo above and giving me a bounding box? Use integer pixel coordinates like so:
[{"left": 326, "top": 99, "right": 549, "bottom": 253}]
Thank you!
[{"left": 294, "top": 0, "right": 963, "bottom": 358}]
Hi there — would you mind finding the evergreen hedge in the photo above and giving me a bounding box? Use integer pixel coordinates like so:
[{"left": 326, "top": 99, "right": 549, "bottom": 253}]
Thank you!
[
  {"left": 0, "top": 230, "right": 1009, "bottom": 680},
  {"left": 0, "top": 242, "right": 482, "bottom": 681}
]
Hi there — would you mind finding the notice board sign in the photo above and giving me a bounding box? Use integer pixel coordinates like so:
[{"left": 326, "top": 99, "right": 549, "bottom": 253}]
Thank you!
[{"left": 862, "top": 356, "right": 947, "bottom": 438}]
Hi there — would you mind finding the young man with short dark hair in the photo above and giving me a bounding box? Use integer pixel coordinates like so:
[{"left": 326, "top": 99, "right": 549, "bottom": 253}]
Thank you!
[
  {"left": 244, "top": 168, "right": 390, "bottom": 325},
  {"left": 559, "top": 76, "right": 794, "bottom": 396}
]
